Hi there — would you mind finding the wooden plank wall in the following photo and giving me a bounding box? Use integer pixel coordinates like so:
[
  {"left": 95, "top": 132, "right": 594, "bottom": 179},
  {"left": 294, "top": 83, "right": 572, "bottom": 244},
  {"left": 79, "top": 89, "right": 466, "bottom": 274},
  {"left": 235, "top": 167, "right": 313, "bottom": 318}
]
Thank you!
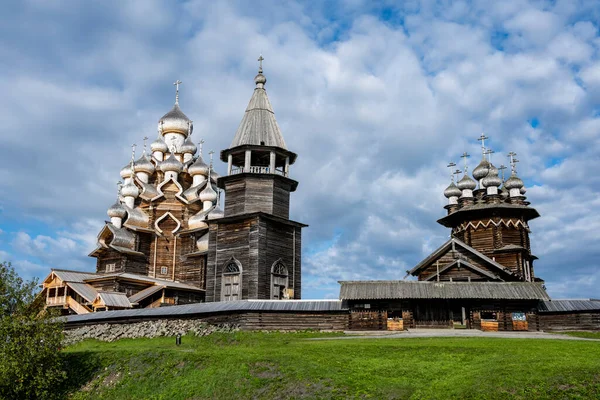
[{"left": 539, "top": 312, "right": 600, "bottom": 331}]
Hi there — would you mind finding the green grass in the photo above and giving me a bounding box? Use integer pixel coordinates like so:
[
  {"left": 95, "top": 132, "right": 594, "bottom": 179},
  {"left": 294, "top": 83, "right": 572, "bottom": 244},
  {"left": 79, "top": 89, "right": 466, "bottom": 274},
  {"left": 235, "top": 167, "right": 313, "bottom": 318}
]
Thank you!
[
  {"left": 557, "top": 331, "right": 600, "bottom": 340},
  {"left": 61, "top": 332, "right": 600, "bottom": 400}
]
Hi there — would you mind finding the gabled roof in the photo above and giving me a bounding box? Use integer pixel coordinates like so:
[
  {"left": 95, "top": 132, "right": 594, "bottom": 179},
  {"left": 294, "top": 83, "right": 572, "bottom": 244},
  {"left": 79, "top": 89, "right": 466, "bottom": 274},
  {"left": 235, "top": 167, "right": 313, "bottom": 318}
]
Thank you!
[
  {"left": 409, "top": 237, "right": 515, "bottom": 278},
  {"left": 338, "top": 281, "right": 550, "bottom": 301},
  {"left": 538, "top": 299, "right": 600, "bottom": 313},
  {"left": 128, "top": 285, "right": 165, "bottom": 303},
  {"left": 423, "top": 259, "right": 502, "bottom": 281},
  {"left": 83, "top": 272, "right": 203, "bottom": 291},
  {"left": 229, "top": 75, "right": 287, "bottom": 150},
  {"left": 68, "top": 282, "right": 98, "bottom": 303},
  {"left": 94, "top": 292, "right": 132, "bottom": 308},
  {"left": 48, "top": 269, "right": 99, "bottom": 283}
]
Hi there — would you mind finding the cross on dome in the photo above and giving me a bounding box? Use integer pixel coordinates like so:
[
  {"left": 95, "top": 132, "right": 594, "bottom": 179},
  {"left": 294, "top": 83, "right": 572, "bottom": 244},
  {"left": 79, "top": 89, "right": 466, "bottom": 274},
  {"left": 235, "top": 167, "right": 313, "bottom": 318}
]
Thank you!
[
  {"left": 460, "top": 152, "right": 470, "bottom": 173},
  {"left": 209, "top": 150, "right": 215, "bottom": 166},
  {"left": 447, "top": 162, "right": 456, "bottom": 182},
  {"left": 478, "top": 133, "right": 488, "bottom": 156},
  {"left": 198, "top": 139, "right": 205, "bottom": 155},
  {"left": 258, "top": 54, "right": 264, "bottom": 73},
  {"left": 484, "top": 148, "right": 494, "bottom": 163},
  {"left": 173, "top": 79, "right": 182, "bottom": 104},
  {"left": 507, "top": 152, "right": 518, "bottom": 173},
  {"left": 143, "top": 137, "right": 148, "bottom": 154},
  {"left": 498, "top": 164, "right": 507, "bottom": 181}
]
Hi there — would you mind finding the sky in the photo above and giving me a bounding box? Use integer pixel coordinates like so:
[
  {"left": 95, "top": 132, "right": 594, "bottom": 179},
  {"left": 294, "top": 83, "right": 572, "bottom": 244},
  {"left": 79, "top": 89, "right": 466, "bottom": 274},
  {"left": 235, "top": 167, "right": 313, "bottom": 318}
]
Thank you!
[{"left": 0, "top": 0, "right": 599, "bottom": 300}]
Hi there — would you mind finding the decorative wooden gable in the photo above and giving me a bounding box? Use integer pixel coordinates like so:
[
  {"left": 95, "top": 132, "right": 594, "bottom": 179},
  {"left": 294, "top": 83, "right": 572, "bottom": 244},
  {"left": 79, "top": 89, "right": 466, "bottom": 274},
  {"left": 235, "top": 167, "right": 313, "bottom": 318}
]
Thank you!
[{"left": 409, "top": 238, "right": 518, "bottom": 282}]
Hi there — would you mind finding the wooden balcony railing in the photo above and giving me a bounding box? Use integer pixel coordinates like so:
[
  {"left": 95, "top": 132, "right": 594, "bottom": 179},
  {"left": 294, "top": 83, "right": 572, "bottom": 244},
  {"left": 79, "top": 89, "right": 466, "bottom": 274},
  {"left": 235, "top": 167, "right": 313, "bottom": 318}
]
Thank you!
[{"left": 230, "top": 166, "right": 288, "bottom": 177}]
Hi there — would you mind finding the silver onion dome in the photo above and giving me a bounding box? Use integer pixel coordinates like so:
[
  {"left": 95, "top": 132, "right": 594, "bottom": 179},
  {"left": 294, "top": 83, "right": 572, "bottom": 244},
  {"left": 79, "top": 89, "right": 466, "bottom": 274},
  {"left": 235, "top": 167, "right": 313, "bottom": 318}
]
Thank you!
[
  {"left": 482, "top": 164, "right": 502, "bottom": 188},
  {"left": 444, "top": 182, "right": 462, "bottom": 198},
  {"left": 181, "top": 137, "right": 197, "bottom": 154},
  {"left": 473, "top": 158, "right": 490, "bottom": 181},
  {"left": 107, "top": 201, "right": 127, "bottom": 219},
  {"left": 159, "top": 103, "right": 192, "bottom": 136},
  {"left": 520, "top": 185, "right": 527, "bottom": 195},
  {"left": 134, "top": 154, "right": 155, "bottom": 174},
  {"left": 188, "top": 155, "right": 209, "bottom": 176},
  {"left": 210, "top": 168, "right": 221, "bottom": 183},
  {"left": 151, "top": 136, "right": 168, "bottom": 153},
  {"left": 121, "top": 181, "right": 139, "bottom": 198},
  {"left": 200, "top": 181, "right": 218, "bottom": 203},
  {"left": 504, "top": 174, "right": 524, "bottom": 190},
  {"left": 457, "top": 174, "right": 477, "bottom": 190},
  {"left": 255, "top": 72, "right": 267, "bottom": 86},
  {"left": 160, "top": 153, "right": 183, "bottom": 173},
  {"left": 208, "top": 204, "right": 224, "bottom": 219},
  {"left": 120, "top": 164, "right": 133, "bottom": 179}
]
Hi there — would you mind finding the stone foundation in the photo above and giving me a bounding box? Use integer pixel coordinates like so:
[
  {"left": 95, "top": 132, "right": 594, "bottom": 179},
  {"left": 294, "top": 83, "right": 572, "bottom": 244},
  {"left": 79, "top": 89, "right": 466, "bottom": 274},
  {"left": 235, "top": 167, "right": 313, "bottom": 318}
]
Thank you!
[{"left": 63, "top": 319, "right": 239, "bottom": 346}]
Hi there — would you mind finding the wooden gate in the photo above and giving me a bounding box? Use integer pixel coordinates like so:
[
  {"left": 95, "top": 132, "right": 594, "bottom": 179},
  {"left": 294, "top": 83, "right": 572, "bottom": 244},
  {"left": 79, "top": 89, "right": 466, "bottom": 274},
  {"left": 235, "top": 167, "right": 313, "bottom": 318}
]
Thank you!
[{"left": 349, "top": 310, "right": 387, "bottom": 330}]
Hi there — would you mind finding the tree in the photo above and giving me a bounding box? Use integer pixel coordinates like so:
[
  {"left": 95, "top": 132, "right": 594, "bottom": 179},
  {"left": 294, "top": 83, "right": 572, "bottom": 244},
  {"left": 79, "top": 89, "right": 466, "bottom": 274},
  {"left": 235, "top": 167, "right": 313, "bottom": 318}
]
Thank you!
[{"left": 0, "top": 261, "right": 66, "bottom": 400}]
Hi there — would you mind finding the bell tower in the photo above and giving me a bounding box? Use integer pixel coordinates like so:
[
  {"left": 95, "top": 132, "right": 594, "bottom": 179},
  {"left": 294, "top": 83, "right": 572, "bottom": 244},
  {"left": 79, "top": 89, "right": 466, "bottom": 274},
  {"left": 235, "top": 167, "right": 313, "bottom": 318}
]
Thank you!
[{"left": 205, "top": 56, "right": 306, "bottom": 302}]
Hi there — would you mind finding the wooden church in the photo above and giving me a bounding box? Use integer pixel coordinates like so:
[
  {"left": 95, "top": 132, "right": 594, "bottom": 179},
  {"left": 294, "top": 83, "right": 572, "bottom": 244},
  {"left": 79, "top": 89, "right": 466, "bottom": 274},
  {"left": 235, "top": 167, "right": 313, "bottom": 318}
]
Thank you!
[
  {"left": 40, "top": 58, "right": 305, "bottom": 314},
  {"left": 339, "top": 137, "right": 551, "bottom": 331}
]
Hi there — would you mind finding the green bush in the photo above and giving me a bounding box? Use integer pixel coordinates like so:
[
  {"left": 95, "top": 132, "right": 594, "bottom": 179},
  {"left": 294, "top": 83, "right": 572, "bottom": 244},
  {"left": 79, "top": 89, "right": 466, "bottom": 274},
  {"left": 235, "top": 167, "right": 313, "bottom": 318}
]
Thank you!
[{"left": 0, "top": 261, "right": 66, "bottom": 400}]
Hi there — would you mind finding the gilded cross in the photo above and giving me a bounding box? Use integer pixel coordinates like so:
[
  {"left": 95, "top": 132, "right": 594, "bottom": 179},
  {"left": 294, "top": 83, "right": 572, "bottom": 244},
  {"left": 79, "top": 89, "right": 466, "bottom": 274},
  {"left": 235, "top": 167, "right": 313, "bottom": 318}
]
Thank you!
[
  {"left": 258, "top": 54, "right": 264, "bottom": 73},
  {"left": 173, "top": 79, "right": 182, "bottom": 104}
]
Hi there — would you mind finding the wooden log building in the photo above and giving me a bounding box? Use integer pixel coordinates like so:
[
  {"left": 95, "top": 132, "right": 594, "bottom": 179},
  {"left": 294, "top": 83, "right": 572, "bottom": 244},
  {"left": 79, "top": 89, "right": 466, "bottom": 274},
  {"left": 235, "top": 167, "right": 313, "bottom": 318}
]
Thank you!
[
  {"left": 40, "top": 58, "right": 305, "bottom": 315},
  {"left": 38, "top": 59, "right": 598, "bottom": 332},
  {"left": 339, "top": 138, "right": 555, "bottom": 331}
]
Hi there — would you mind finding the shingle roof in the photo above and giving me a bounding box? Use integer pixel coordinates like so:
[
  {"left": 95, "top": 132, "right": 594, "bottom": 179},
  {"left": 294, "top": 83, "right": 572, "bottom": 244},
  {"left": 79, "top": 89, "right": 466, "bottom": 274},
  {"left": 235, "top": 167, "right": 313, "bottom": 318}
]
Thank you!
[
  {"left": 96, "top": 292, "right": 132, "bottom": 308},
  {"left": 84, "top": 273, "right": 202, "bottom": 291},
  {"left": 128, "top": 285, "right": 165, "bottom": 303},
  {"left": 52, "top": 269, "right": 99, "bottom": 283},
  {"left": 538, "top": 299, "right": 600, "bottom": 313},
  {"left": 339, "top": 281, "right": 550, "bottom": 301},
  {"left": 68, "top": 282, "right": 98, "bottom": 303},
  {"left": 409, "top": 238, "right": 515, "bottom": 277},
  {"left": 229, "top": 78, "right": 287, "bottom": 150},
  {"left": 64, "top": 300, "right": 345, "bottom": 324}
]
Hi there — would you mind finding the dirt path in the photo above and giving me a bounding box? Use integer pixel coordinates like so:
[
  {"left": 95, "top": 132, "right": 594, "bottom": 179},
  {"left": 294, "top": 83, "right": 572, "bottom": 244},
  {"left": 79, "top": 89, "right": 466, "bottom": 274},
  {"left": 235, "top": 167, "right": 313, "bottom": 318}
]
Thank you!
[{"left": 314, "top": 329, "right": 600, "bottom": 341}]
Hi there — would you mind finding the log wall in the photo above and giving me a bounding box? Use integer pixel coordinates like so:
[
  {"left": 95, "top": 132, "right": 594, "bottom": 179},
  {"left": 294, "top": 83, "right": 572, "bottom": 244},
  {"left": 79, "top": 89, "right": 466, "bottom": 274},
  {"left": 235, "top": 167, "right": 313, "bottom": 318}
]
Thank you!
[{"left": 539, "top": 312, "right": 600, "bottom": 331}]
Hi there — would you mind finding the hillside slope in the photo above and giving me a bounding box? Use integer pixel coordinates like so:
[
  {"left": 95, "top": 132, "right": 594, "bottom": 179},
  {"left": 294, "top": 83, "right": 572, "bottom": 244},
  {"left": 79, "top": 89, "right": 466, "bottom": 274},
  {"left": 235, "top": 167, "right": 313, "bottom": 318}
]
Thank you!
[{"left": 62, "top": 332, "right": 600, "bottom": 399}]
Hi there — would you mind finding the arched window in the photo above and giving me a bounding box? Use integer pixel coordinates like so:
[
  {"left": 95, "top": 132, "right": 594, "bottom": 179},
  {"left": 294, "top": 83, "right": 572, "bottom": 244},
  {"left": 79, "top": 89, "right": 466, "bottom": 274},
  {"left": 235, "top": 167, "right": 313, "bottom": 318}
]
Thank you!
[
  {"left": 221, "top": 260, "right": 241, "bottom": 301},
  {"left": 271, "top": 261, "right": 289, "bottom": 300}
]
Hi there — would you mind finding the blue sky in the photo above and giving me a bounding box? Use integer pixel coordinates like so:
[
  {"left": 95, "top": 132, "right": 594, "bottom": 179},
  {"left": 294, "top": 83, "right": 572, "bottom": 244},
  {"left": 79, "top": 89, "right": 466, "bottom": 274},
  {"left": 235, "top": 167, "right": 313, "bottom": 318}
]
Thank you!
[{"left": 1, "top": 0, "right": 599, "bottom": 299}]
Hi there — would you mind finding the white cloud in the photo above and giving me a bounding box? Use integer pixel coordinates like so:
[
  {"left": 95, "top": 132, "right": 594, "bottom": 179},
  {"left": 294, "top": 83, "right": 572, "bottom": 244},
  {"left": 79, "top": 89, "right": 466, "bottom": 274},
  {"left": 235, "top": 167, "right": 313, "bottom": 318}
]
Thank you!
[{"left": 1, "top": 0, "right": 599, "bottom": 298}]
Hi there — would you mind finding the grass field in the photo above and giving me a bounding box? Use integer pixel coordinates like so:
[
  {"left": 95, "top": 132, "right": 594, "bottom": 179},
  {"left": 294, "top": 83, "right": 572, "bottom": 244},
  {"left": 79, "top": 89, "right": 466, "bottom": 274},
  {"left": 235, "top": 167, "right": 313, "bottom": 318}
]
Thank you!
[
  {"left": 61, "top": 332, "right": 600, "bottom": 400},
  {"left": 558, "top": 331, "right": 600, "bottom": 340}
]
